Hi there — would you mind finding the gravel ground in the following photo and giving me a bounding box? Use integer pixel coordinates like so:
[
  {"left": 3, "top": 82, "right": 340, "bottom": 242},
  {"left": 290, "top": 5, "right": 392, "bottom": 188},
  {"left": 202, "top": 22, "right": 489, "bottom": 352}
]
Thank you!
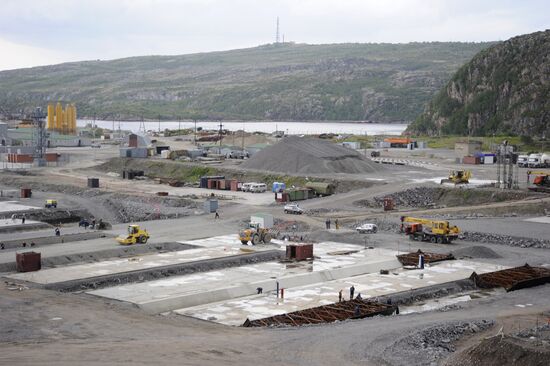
[{"left": 381, "top": 320, "right": 495, "bottom": 366}]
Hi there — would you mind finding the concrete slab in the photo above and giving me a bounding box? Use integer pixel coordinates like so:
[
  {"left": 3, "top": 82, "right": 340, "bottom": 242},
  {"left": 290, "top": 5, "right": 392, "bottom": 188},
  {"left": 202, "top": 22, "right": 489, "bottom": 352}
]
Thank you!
[
  {"left": 0, "top": 201, "right": 40, "bottom": 213},
  {"left": 176, "top": 260, "right": 506, "bottom": 326},
  {"left": 6, "top": 245, "right": 269, "bottom": 285},
  {"left": 88, "top": 244, "right": 401, "bottom": 313},
  {"left": 524, "top": 216, "right": 550, "bottom": 224}
]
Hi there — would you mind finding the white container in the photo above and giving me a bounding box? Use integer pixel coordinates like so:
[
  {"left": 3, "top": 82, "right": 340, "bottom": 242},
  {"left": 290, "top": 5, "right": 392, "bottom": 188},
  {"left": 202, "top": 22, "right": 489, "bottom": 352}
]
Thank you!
[{"left": 250, "top": 213, "right": 274, "bottom": 229}]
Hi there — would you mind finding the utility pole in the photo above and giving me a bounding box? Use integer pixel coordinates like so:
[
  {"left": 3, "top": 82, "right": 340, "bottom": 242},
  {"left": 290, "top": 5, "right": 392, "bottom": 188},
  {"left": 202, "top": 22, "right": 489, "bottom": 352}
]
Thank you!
[{"left": 218, "top": 121, "right": 224, "bottom": 147}]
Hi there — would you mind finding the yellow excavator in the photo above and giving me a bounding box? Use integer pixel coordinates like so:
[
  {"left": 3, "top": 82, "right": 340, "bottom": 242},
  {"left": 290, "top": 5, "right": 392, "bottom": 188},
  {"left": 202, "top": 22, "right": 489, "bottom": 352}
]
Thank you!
[
  {"left": 116, "top": 225, "right": 150, "bottom": 245},
  {"left": 441, "top": 170, "right": 471, "bottom": 185},
  {"left": 400, "top": 216, "right": 460, "bottom": 244}
]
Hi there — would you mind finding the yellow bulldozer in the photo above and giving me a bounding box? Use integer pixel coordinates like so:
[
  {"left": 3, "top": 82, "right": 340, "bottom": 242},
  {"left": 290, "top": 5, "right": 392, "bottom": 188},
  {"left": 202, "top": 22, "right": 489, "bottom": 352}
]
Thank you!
[
  {"left": 116, "top": 224, "right": 150, "bottom": 245},
  {"left": 400, "top": 216, "right": 460, "bottom": 244},
  {"left": 440, "top": 170, "right": 471, "bottom": 184},
  {"left": 239, "top": 223, "right": 272, "bottom": 245}
]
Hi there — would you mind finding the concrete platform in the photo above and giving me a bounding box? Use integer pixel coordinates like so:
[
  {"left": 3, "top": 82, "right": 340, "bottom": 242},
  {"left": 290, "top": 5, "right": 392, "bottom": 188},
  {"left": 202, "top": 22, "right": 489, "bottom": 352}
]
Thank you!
[
  {"left": 6, "top": 245, "right": 271, "bottom": 285},
  {"left": 0, "top": 201, "right": 40, "bottom": 213},
  {"left": 176, "top": 260, "right": 506, "bottom": 326},
  {"left": 88, "top": 244, "right": 401, "bottom": 314}
]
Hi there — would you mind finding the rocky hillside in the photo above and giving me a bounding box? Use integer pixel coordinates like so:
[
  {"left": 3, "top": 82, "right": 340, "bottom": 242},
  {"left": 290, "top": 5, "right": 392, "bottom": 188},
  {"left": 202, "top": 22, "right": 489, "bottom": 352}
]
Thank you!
[
  {"left": 408, "top": 30, "right": 549, "bottom": 137},
  {"left": 0, "top": 42, "right": 490, "bottom": 122}
]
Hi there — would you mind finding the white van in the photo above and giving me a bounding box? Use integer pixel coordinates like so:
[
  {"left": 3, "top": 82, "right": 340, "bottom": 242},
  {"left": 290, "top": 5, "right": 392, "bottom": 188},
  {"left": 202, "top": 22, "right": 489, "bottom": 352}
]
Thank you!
[
  {"left": 241, "top": 183, "right": 253, "bottom": 192},
  {"left": 249, "top": 183, "right": 267, "bottom": 193}
]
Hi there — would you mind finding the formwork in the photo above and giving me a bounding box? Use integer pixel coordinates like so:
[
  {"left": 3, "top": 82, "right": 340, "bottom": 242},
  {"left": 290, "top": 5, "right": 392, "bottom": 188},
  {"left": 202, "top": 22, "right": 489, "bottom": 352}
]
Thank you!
[
  {"left": 470, "top": 264, "right": 550, "bottom": 292},
  {"left": 396, "top": 250, "right": 455, "bottom": 266},
  {"left": 242, "top": 299, "right": 396, "bottom": 327}
]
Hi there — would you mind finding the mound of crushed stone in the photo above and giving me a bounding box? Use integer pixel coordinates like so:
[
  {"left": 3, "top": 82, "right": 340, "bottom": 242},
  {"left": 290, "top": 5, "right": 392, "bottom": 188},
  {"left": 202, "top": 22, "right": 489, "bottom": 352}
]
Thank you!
[
  {"left": 241, "top": 136, "right": 384, "bottom": 174},
  {"left": 451, "top": 246, "right": 501, "bottom": 259}
]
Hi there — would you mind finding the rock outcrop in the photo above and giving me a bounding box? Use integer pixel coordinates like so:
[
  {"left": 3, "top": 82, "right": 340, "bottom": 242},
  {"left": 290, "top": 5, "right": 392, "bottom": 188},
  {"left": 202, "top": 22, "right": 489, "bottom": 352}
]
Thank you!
[{"left": 407, "top": 30, "right": 550, "bottom": 137}]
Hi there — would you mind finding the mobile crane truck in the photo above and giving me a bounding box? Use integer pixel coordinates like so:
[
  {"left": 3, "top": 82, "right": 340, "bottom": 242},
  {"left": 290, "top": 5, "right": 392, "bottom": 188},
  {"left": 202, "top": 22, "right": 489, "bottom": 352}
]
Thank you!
[{"left": 400, "top": 216, "right": 460, "bottom": 244}]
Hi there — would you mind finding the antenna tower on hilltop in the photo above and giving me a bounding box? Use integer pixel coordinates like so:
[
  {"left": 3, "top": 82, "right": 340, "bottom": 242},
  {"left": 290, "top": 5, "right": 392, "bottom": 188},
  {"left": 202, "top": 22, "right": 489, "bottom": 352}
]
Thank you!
[{"left": 275, "top": 17, "right": 280, "bottom": 43}]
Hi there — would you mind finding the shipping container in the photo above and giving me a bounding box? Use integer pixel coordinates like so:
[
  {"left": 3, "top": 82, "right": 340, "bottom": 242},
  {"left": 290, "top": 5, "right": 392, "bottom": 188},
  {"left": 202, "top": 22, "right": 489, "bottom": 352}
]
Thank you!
[
  {"left": 16, "top": 251, "right": 41, "bottom": 272},
  {"left": 305, "top": 182, "right": 336, "bottom": 196},
  {"left": 250, "top": 213, "right": 273, "bottom": 229},
  {"left": 230, "top": 180, "right": 239, "bottom": 191},
  {"left": 463, "top": 156, "right": 481, "bottom": 165},
  {"left": 88, "top": 178, "right": 99, "bottom": 188},
  {"left": 203, "top": 199, "right": 219, "bottom": 213},
  {"left": 156, "top": 146, "right": 170, "bottom": 154},
  {"left": 200, "top": 176, "right": 225, "bottom": 188},
  {"left": 286, "top": 244, "right": 314, "bottom": 261},
  {"left": 20, "top": 187, "right": 32, "bottom": 198}
]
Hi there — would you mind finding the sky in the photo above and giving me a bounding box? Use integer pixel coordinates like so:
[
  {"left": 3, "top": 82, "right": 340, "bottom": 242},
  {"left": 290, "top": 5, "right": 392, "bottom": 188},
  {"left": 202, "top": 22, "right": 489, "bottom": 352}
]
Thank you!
[{"left": 0, "top": 0, "right": 548, "bottom": 71}]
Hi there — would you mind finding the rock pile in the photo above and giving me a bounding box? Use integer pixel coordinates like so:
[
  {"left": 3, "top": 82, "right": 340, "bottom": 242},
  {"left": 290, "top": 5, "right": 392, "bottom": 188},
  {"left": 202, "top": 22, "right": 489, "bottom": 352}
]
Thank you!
[
  {"left": 356, "top": 187, "right": 443, "bottom": 208},
  {"left": 462, "top": 231, "right": 550, "bottom": 249},
  {"left": 383, "top": 320, "right": 494, "bottom": 366},
  {"left": 241, "top": 136, "right": 384, "bottom": 174}
]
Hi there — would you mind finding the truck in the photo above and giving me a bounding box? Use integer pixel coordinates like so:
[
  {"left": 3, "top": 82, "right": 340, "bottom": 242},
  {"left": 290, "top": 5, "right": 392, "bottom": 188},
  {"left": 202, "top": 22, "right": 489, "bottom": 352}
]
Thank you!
[
  {"left": 528, "top": 153, "right": 543, "bottom": 168},
  {"left": 527, "top": 171, "right": 550, "bottom": 193},
  {"left": 517, "top": 155, "right": 529, "bottom": 167},
  {"left": 284, "top": 203, "right": 304, "bottom": 215},
  {"left": 400, "top": 216, "right": 460, "bottom": 244}
]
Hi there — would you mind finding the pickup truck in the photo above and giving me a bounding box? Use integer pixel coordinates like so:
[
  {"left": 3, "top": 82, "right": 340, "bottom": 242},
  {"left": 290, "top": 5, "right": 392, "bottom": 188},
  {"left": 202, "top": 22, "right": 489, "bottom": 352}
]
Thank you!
[
  {"left": 284, "top": 203, "right": 304, "bottom": 215},
  {"left": 356, "top": 223, "right": 378, "bottom": 233}
]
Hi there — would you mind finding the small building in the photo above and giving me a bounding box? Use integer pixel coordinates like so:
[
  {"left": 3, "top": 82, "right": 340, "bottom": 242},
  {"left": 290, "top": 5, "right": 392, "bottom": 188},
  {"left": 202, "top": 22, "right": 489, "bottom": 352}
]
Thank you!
[
  {"left": 120, "top": 147, "right": 149, "bottom": 158},
  {"left": 383, "top": 138, "right": 415, "bottom": 148},
  {"left": 455, "top": 141, "right": 482, "bottom": 160},
  {"left": 340, "top": 141, "right": 361, "bottom": 150}
]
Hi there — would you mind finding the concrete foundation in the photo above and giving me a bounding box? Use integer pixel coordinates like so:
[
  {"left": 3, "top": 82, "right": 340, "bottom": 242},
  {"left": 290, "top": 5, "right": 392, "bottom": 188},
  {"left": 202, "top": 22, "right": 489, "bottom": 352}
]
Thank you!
[{"left": 177, "top": 260, "right": 506, "bottom": 325}]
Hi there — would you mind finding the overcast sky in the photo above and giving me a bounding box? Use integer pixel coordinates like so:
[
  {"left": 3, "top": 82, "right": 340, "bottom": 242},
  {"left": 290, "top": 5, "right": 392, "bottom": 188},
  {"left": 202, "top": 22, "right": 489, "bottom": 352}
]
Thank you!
[{"left": 0, "top": 0, "right": 548, "bottom": 71}]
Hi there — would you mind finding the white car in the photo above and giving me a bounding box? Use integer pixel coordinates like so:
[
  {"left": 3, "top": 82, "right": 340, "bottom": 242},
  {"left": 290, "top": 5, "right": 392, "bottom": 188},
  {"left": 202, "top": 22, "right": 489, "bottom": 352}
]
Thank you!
[
  {"left": 356, "top": 223, "right": 378, "bottom": 234},
  {"left": 284, "top": 203, "right": 304, "bottom": 215}
]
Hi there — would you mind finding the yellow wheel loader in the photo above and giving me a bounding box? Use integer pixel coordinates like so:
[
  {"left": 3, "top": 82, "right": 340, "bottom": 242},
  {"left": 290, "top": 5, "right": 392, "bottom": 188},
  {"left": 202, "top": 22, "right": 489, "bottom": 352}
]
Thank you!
[
  {"left": 239, "top": 223, "right": 272, "bottom": 245},
  {"left": 440, "top": 170, "right": 471, "bottom": 184}
]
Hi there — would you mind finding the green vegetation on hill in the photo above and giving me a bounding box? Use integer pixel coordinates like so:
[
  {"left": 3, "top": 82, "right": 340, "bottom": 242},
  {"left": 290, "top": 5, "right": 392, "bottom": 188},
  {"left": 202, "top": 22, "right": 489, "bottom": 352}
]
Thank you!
[
  {"left": 407, "top": 30, "right": 550, "bottom": 137},
  {"left": 0, "top": 42, "right": 490, "bottom": 122}
]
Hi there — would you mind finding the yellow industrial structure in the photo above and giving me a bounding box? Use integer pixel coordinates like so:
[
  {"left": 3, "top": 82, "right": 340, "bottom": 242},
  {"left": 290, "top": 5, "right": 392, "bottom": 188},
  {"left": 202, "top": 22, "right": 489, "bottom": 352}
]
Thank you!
[{"left": 47, "top": 102, "right": 77, "bottom": 135}]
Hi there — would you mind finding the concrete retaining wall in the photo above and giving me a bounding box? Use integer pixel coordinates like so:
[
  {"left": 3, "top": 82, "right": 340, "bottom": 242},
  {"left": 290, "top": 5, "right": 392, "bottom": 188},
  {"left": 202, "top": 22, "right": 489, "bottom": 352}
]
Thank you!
[{"left": 1, "top": 231, "right": 108, "bottom": 250}]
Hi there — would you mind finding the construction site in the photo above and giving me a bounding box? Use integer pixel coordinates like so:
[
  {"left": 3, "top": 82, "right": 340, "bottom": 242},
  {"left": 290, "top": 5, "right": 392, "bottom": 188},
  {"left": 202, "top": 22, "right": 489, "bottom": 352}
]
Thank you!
[{"left": 0, "top": 116, "right": 549, "bottom": 366}]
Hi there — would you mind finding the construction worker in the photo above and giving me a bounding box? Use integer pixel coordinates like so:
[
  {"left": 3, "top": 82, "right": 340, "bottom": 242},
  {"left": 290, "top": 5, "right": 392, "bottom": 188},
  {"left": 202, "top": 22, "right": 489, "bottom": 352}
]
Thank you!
[
  {"left": 55, "top": 227, "right": 60, "bottom": 236},
  {"left": 335, "top": 219, "right": 340, "bottom": 230},
  {"left": 338, "top": 289, "right": 343, "bottom": 302},
  {"left": 21, "top": 215, "right": 26, "bottom": 224},
  {"left": 350, "top": 285, "right": 355, "bottom": 300},
  {"left": 214, "top": 211, "right": 220, "bottom": 219},
  {"left": 325, "top": 218, "right": 331, "bottom": 229}
]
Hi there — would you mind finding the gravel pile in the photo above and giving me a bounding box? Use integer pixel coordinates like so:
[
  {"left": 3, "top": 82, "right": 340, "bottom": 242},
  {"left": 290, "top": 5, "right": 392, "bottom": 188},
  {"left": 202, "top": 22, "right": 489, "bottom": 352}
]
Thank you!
[
  {"left": 357, "top": 187, "right": 443, "bottom": 208},
  {"left": 241, "top": 136, "right": 383, "bottom": 174},
  {"left": 383, "top": 320, "right": 494, "bottom": 366},
  {"left": 514, "top": 324, "right": 550, "bottom": 341},
  {"left": 462, "top": 231, "right": 550, "bottom": 249},
  {"left": 450, "top": 246, "right": 502, "bottom": 259},
  {"left": 104, "top": 193, "right": 198, "bottom": 222}
]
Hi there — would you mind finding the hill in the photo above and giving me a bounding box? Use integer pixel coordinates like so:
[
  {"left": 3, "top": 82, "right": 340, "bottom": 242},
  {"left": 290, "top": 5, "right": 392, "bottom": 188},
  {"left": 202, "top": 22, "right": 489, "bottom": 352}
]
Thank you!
[
  {"left": 407, "top": 30, "right": 550, "bottom": 137},
  {"left": 0, "top": 42, "right": 491, "bottom": 122}
]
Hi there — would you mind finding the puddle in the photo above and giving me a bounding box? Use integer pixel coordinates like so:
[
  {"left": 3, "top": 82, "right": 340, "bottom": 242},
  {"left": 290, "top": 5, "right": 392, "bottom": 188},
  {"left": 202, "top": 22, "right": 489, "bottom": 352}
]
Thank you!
[{"left": 399, "top": 288, "right": 502, "bottom": 314}]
